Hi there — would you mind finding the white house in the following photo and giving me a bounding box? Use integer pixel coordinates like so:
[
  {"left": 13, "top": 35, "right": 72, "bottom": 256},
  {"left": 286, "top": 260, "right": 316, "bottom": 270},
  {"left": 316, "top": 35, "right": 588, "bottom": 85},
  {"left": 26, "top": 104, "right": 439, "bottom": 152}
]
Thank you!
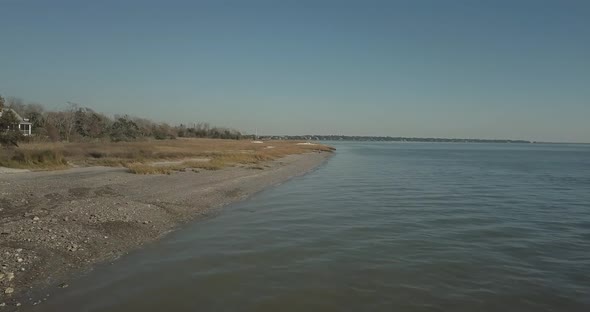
[{"left": 0, "top": 108, "right": 32, "bottom": 136}]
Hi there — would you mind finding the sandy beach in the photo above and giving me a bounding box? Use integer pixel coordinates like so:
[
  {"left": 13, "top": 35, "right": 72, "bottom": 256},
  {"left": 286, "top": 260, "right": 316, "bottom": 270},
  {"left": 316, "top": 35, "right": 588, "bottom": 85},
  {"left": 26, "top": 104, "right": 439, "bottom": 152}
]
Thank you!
[{"left": 0, "top": 151, "right": 331, "bottom": 307}]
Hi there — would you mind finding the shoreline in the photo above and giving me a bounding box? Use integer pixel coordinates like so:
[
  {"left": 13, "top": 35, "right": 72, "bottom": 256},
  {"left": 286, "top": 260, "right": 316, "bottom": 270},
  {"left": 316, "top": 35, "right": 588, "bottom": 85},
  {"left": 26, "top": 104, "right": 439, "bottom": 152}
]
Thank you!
[{"left": 0, "top": 151, "right": 332, "bottom": 308}]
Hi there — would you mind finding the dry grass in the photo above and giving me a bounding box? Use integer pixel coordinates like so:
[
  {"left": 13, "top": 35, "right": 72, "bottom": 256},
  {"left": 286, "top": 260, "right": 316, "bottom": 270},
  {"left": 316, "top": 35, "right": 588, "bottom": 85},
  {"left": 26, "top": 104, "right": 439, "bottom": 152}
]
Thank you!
[
  {"left": 126, "top": 163, "right": 183, "bottom": 175},
  {"left": 0, "top": 138, "right": 334, "bottom": 173},
  {"left": 0, "top": 147, "right": 69, "bottom": 170}
]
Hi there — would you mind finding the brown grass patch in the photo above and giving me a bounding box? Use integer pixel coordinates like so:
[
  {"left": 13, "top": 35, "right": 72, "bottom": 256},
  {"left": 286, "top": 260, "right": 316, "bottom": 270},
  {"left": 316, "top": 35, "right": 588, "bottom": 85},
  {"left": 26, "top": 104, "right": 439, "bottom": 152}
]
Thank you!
[
  {"left": 0, "top": 148, "right": 69, "bottom": 170},
  {"left": 1, "top": 138, "right": 334, "bottom": 172}
]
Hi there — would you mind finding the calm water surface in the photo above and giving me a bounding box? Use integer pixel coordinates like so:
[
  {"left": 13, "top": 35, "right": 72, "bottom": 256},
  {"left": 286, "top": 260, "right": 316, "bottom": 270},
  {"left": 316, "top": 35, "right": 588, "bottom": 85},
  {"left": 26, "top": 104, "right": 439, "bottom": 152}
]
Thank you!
[{"left": 35, "top": 143, "right": 590, "bottom": 311}]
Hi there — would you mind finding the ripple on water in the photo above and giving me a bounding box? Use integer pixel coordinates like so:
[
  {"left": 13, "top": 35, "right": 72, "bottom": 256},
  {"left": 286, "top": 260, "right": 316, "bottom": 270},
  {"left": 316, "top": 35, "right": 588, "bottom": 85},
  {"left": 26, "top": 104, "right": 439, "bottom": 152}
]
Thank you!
[{"left": 34, "top": 143, "right": 590, "bottom": 312}]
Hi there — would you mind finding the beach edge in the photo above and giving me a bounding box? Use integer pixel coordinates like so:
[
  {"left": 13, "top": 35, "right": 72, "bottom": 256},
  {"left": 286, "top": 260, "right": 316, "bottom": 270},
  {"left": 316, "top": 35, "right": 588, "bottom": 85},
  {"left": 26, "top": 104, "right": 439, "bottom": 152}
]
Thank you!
[{"left": 0, "top": 151, "right": 333, "bottom": 307}]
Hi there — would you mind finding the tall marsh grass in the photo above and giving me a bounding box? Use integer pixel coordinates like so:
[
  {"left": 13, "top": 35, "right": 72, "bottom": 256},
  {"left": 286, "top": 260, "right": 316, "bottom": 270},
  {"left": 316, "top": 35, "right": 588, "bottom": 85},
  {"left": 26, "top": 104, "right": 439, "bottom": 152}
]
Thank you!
[
  {"left": 0, "top": 148, "right": 68, "bottom": 169},
  {"left": 1, "top": 138, "right": 334, "bottom": 173}
]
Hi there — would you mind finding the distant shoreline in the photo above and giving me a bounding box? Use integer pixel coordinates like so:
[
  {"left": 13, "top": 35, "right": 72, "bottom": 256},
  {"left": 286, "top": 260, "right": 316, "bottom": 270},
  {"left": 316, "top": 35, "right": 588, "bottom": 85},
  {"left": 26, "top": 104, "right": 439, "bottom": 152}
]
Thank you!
[
  {"left": 260, "top": 136, "right": 589, "bottom": 145},
  {"left": 262, "top": 135, "right": 532, "bottom": 143}
]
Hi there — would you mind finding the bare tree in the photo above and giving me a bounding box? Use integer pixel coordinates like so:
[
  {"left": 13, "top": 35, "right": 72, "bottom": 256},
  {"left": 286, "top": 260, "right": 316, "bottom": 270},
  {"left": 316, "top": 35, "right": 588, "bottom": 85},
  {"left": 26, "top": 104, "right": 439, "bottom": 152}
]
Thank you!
[{"left": 62, "top": 102, "right": 79, "bottom": 142}]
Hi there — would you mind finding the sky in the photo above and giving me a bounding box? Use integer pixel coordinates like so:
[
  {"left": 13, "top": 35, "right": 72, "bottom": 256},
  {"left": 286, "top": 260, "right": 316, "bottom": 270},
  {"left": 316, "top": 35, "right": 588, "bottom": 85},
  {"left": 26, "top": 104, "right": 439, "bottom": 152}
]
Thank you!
[{"left": 0, "top": 0, "right": 589, "bottom": 142}]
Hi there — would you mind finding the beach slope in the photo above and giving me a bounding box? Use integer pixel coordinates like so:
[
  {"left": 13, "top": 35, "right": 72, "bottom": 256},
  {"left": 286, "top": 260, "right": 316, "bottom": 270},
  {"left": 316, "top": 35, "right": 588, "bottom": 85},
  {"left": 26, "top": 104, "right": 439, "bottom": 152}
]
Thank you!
[{"left": 0, "top": 151, "right": 331, "bottom": 304}]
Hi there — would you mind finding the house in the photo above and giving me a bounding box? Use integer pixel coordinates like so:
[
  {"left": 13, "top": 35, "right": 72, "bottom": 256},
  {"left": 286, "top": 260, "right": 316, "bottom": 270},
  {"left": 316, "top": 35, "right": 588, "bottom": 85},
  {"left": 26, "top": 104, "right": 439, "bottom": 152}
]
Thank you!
[{"left": 0, "top": 108, "right": 32, "bottom": 136}]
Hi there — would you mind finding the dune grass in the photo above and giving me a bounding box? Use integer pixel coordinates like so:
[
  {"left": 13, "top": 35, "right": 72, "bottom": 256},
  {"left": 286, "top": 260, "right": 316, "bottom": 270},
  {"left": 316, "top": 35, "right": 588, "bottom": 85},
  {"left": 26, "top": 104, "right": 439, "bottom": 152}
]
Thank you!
[{"left": 0, "top": 138, "right": 334, "bottom": 173}]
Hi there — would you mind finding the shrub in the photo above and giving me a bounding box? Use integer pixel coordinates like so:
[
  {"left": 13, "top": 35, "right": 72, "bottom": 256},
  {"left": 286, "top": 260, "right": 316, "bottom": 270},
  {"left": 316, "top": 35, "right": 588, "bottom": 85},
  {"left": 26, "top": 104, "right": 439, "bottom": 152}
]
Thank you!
[
  {"left": 0, "top": 109, "right": 24, "bottom": 147},
  {"left": 87, "top": 151, "right": 106, "bottom": 158},
  {"left": 110, "top": 117, "right": 140, "bottom": 142}
]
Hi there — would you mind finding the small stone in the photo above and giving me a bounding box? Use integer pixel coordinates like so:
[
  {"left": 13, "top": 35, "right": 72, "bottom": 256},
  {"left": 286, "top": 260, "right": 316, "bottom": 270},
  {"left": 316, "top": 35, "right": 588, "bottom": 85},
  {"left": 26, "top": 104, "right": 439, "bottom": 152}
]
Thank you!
[
  {"left": 32, "top": 216, "right": 40, "bottom": 221},
  {"left": 17, "top": 258, "right": 23, "bottom": 263},
  {"left": 58, "top": 283, "right": 69, "bottom": 288},
  {"left": 16, "top": 302, "right": 21, "bottom": 307},
  {"left": 20, "top": 268, "right": 25, "bottom": 272},
  {"left": 16, "top": 248, "right": 22, "bottom": 253},
  {"left": 7, "top": 273, "right": 14, "bottom": 281},
  {"left": 4, "top": 287, "right": 14, "bottom": 294},
  {"left": 63, "top": 216, "right": 69, "bottom": 222},
  {"left": 0, "top": 302, "right": 5, "bottom": 307}
]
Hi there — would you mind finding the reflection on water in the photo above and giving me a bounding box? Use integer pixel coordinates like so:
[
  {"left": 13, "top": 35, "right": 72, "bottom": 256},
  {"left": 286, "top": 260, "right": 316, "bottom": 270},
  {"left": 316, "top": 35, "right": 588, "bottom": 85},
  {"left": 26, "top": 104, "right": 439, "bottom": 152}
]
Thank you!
[{"left": 33, "top": 143, "right": 590, "bottom": 311}]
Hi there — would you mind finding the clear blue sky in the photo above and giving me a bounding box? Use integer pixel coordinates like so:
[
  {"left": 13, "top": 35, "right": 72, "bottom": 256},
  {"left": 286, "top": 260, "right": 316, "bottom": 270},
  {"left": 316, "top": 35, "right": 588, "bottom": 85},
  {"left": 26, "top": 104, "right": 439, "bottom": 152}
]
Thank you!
[{"left": 1, "top": 0, "right": 589, "bottom": 142}]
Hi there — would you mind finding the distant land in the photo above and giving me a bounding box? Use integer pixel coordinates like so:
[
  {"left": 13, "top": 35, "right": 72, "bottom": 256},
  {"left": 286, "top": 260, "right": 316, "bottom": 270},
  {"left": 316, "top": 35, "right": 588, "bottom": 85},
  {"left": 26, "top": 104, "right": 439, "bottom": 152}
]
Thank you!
[{"left": 262, "top": 135, "right": 533, "bottom": 144}]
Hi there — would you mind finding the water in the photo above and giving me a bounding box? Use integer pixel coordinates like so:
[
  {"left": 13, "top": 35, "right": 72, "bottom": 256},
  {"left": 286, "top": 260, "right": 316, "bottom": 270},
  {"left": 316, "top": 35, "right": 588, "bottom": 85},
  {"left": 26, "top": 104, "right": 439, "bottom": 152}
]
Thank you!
[{"left": 35, "top": 143, "right": 590, "bottom": 311}]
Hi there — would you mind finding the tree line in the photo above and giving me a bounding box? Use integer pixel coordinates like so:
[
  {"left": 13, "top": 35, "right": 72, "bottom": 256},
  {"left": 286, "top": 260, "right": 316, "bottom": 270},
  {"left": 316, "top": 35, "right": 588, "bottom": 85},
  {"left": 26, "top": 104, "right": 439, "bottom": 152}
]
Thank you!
[{"left": 0, "top": 95, "right": 242, "bottom": 146}]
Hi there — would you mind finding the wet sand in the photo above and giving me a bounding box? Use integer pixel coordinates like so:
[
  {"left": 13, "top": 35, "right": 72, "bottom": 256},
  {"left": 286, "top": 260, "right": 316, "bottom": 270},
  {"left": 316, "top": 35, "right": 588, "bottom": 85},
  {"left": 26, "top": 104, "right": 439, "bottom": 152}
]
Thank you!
[{"left": 0, "top": 151, "right": 331, "bottom": 307}]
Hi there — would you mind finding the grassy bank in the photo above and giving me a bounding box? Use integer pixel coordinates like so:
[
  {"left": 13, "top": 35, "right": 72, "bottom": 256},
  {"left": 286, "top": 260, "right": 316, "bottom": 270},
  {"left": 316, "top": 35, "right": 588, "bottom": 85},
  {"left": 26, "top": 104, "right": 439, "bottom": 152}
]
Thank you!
[{"left": 0, "top": 139, "right": 334, "bottom": 173}]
